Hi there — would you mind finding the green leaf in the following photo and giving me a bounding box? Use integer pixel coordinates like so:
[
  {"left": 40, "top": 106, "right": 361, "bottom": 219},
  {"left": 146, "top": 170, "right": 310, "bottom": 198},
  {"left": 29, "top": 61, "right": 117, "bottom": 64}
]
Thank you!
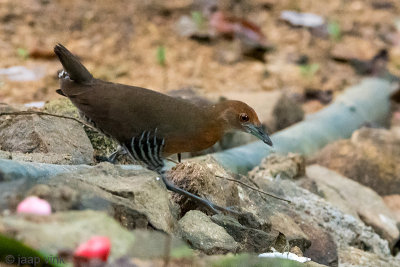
[
  {"left": 327, "top": 21, "right": 341, "bottom": 41},
  {"left": 17, "top": 48, "right": 29, "bottom": 59},
  {"left": 299, "top": 63, "right": 320, "bottom": 78},
  {"left": 0, "top": 233, "right": 66, "bottom": 267},
  {"left": 191, "top": 11, "right": 204, "bottom": 29},
  {"left": 157, "top": 45, "right": 166, "bottom": 67}
]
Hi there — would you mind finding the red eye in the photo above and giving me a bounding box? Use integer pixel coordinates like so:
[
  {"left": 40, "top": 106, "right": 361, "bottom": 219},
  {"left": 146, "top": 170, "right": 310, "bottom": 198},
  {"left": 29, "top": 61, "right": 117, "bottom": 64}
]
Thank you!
[{"left": 240, "top": 113, "right": 249, "bottom": 122}]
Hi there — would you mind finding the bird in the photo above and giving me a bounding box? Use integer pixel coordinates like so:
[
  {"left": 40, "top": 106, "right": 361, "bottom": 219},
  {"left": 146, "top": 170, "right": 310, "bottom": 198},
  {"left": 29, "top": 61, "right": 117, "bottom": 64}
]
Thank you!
[{"left": 53, "top": 44, "right": 272, "bottom": 213}]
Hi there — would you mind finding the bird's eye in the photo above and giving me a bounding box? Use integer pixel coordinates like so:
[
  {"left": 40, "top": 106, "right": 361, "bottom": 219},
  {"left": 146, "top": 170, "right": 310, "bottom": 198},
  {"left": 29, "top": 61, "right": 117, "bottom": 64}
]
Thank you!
[{"left": 239, "top": 113, "right": 249, "bottom": 122}]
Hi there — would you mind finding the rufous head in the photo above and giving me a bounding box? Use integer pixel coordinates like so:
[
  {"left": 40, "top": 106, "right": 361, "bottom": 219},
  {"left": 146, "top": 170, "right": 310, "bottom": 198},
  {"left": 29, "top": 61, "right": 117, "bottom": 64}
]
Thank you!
[{"left": 214, "top": 100, "right": 273, "bottom": 146}]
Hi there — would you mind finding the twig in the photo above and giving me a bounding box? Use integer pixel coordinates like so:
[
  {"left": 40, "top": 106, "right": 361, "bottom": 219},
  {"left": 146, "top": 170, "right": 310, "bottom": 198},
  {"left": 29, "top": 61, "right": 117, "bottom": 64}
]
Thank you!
[
  {"left": 0, "top": 111, "right": 97, "bottom": 130},
  {"left": 215, "top": 174, "right": 291, "bottom": 204}
]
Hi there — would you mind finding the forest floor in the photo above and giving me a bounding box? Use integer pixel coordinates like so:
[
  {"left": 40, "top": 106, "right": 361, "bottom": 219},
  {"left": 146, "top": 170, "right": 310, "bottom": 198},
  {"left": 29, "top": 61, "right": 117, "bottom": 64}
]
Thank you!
[{"left": 1, "top": 0, "right": 400, "bottom": 114}]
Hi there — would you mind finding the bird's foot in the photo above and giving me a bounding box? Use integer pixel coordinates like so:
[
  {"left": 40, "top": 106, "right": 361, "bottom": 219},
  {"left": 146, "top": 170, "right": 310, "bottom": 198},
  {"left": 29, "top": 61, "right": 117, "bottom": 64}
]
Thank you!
[{"left": 97, "top": 146, "right": 126, "bottom": 164}]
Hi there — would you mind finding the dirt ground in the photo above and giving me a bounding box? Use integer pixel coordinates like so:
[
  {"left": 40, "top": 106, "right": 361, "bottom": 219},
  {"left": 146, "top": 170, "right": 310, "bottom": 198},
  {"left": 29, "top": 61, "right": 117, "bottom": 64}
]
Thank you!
[{"left": 1, "top": 0, "right": 400, "bottom": 113}]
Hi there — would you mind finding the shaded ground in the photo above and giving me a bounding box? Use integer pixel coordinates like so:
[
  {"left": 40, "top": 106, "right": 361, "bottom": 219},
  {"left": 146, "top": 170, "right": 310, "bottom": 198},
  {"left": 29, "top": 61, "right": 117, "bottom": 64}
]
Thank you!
[{"left": 1, "top": 0, "right": 400, "bottom": 114}]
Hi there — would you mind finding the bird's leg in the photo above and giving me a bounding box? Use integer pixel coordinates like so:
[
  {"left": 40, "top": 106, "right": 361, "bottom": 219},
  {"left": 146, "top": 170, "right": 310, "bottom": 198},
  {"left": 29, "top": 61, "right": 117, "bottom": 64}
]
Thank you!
[
  {"left": 159, "top": 172, "right": 239, "bottom": 215},
  {"left": 177, "top": 153, "right": 182, "bottom": 163},
  {"left": 125, "top": 129, "right": 239, "bottom": 215}
]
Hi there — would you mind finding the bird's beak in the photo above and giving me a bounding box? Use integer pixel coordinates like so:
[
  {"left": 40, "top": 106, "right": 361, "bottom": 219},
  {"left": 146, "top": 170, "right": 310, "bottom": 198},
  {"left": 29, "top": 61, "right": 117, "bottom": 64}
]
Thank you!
[{"left": 245, "top": 124, "right": 273, "bottom": 146}]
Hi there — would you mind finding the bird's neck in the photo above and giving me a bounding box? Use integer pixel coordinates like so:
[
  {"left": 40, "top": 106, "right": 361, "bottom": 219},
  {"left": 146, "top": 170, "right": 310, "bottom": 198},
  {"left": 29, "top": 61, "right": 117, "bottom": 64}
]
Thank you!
[{"left": 200, "top": 102, "right": 235, "bottom": 141}]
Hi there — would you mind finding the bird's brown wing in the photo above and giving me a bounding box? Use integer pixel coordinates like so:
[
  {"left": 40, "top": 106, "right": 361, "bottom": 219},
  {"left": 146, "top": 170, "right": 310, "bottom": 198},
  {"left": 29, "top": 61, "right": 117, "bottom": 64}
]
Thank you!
[{"left": 61, "top": 78, "right": 208, "bottom": 145}]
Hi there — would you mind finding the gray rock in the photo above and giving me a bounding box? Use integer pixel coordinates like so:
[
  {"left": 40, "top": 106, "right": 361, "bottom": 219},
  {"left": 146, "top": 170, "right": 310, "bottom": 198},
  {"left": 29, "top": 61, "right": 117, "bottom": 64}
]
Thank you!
[
  {"left": 0, "top": 114, "right": 94, "bottom": 164},
  {"left": 10, "top": 152, "right": 76, "bottom": 165},
  {"left": 178, "top": 210, "right": 238, "bottom": 254},
  {"left": 53, "top": 163, "right": 178, "bottom": 233},
  {"left": 0, "top": 161, "right": 177, "bottom": 234},
  {"left": 0, "top": 210, "right": 190, "bottom": 261},
  {"left": 0, "top": 210, "right": 135, "bottom": 260},
  {"left": 211, "top": 214, "right": 281, "bottom": 253},
  {"left": 26, "top": 184, "right": 80, "bottom": 212},
  {"left": 306, "top": 165, "right": 399, "bottom": 249},
  {"left": 244, "top": 154, "right": 392, "bottom": 263}
]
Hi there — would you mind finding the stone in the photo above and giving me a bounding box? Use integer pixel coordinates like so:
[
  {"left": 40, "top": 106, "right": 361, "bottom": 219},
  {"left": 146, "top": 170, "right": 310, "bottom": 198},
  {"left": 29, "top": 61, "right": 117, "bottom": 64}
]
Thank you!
[
  {"left": 0, "top": 210, "right": 190, "bottom": 261},
  {"left": 44, "top": 98, "right": 118, "bottom": 161},
  {"left": 168, "top": 158, "right": 240, "bottom": 215},
  {"left": 53, "top": 163, "right": 178, "bottom": 233},
  {"left": 211, "top": 214, "right": 281, "bottom": 253},
  {"left": 245, "top": 154, "right": 392, "bottom": 261},
  {"left": 0, "top": 210, "right": 136, "bottom": 260},
  {"left": 10, "top": 152, "right": 76, "bottom": 165},
  {"left": 313, "top": 127, "right": 400, "bottom": 195},
  {"left": 331, "top": 36, "right": 381, "bottom": 62},
  {"left": 267, "top": 211, "right": 311, "bottom": 252},
  {"left": 0, "top": 161, "right": 177, "bottom": 233},
  {"left": 298, "top": 222, "right": 338, "bottom": 266},
  {"left": 249, "top": 153, "right": 306, "bottom": 180},
  {"left": 383, "top": 195, "right": 400, "bottom": 222},
  {"left": 26, "top": 184, "right": 80, "bottom": 212},
  {"left": 306, "top": 165, "right": 399, "bottom": 249},
  {"left": 177, "top": 210, "right": 238, "bottom": 254},
  {"left": 0, "top": 113, "right": 93, "bottom": 165},
  {"left": 339, "top": 246, "right": 400, "bottom": 267}
]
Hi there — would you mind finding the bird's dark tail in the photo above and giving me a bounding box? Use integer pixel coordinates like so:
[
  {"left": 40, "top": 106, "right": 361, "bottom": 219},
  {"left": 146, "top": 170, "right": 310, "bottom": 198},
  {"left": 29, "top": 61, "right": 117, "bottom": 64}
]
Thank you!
[{"left": 54, "top": 44, "right": 93, "bottom": 84}]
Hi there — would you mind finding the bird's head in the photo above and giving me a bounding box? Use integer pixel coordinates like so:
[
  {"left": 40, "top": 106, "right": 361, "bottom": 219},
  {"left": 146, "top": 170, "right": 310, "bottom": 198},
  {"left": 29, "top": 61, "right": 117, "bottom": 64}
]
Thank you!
[{"left": 214, "top": 100, "right": 273, "bottom": 146}]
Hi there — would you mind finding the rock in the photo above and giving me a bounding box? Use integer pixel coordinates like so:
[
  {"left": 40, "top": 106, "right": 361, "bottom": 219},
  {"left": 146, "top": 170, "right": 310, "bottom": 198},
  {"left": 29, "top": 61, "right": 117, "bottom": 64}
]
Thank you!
[
  {"left": 383, "top": 195, "right": 400, "bottom": 222},
  {"left": 339, "top": 246, "right": 400, "bottom": 267},
  {"left": 0, "top": 210, "right": 190, "bottom": 261},
  {"left": 306, "top": 165, "right": 399, "bottom": 249},
  {"left": 249, "top": 153, "right": 306, "bottom": 180},
  {"left": 313, "top": 127, "right": 400, "bottom": 195},
  {"left": 53, "top": 163, "right": 177, "bottom": 233},
  {"left": 44, "top": 98, "right": 118, "bottom": 161},
  {"left": 10, "top": 152, "right": 76, "bottom": 165},
  {"left": 0, "top": 102, "right": 25, "bottom": 113},
  {"left": 0, "top": 150, "right": 11, "bottom": 159},
  {"left": 0, "top": 113, "right": 94, "bottom": 165},
  {"left": 209, "top": 91, "right": 304, "bottom": 133},
  {"left": 177, "top": 210, "right": 238, "bottom": 254},
  {"left": 127, "top": 230, "right": 191, "bottom": 259},
  {"left": 331, "top": 36, "right": 381, "bottom": 62},
  {"left": 245, "top": 154, "right": 392, "bottom": 262},
  {"left": 0, "top": 210, "right": 135, "bottom": 260},
  {"left": 43, "top": 98, "right": 80, "bottom": 118},
  {"left": 298, "top": 222, "right": 338, "bottom": 266},
  {"left": 26, "top": 184, "right": 80, "bottom": 212},
  {"left": 211, "top": 214, "right": 281, "bottom": 253},
  {"left": 168, "top": 158, "right": 240, "bottom": 215},
  {"left": 266, "top": 211, "right": 311, "bottom": 252},
  {"left": 0, "top": 161, "right": 177, "bottom": 233}
]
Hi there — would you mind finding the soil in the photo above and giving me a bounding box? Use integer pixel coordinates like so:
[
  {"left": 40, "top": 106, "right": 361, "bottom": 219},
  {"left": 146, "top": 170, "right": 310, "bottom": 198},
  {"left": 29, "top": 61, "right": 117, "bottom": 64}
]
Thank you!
[{"left": 1, "top": 0, "right": 400, "bottom": 113}]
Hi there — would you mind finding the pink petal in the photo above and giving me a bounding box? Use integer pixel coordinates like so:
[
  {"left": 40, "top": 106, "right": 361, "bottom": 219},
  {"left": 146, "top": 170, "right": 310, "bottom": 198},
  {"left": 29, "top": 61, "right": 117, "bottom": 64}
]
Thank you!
[{"left": 17, "top": 196, "right": 52, "bottom": 215}]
